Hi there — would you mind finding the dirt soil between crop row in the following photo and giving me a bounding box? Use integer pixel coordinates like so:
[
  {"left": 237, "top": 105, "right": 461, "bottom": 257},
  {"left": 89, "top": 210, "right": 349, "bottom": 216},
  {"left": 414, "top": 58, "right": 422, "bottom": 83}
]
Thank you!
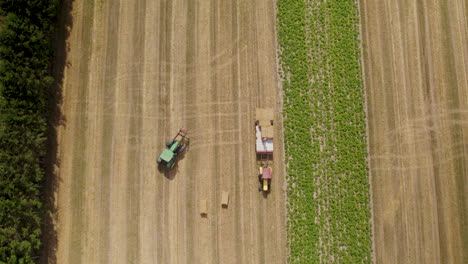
[
  {"left": 51, "top": 1, "right": 287, "bottom": 263},
  {"left": 360, "top": 0, "right": 467, "bottom": 263}
]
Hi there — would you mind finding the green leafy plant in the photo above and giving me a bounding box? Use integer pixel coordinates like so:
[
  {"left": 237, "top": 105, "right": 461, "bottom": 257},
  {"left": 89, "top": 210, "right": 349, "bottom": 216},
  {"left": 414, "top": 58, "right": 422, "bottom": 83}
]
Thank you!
[{"left": 277, "top": 0, "right": 372, "bottom": 263}]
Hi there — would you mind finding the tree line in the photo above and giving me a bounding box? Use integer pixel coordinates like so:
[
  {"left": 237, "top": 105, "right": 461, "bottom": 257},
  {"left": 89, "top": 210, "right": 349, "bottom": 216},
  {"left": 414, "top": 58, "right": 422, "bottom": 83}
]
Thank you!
[{"left": 0, "top": 0, "right": 60, "bottom": 263}]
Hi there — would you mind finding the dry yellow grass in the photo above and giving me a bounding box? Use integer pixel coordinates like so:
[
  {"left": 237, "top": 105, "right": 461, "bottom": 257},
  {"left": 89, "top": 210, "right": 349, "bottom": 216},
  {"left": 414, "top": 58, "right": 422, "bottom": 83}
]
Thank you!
[
  {"left": 52, "top": 1, "right": 287, "bottom": 263},
  {"left": 360, "top": 0, "right": 468, "bottom": 263}
]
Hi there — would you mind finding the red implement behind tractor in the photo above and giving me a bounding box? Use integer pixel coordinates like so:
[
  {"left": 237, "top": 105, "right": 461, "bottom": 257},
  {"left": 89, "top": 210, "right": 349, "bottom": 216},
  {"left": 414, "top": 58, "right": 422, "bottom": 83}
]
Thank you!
[{"left": 255, "top": 108, "right": 273, "bottom": 193}]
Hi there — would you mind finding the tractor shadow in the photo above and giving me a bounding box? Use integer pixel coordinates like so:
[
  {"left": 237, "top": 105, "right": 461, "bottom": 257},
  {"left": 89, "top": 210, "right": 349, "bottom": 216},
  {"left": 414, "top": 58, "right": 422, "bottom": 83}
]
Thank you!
[
  {"left": 159, "top": 165, "right": 177, "bottom": 180},
  {"left": 258, "top": 180, "right": 271, "bottom": 198},
  {"left": 158, "top": 143, "right": 189, "bottom": 180}
]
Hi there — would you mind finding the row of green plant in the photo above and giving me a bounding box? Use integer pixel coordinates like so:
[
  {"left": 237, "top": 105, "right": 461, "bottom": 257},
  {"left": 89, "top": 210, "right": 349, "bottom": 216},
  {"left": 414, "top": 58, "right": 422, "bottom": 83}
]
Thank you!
[
  {"left": 277, "top": 0, "right": 372, "bottom": 263},
  {"left": 0, "top": 0, "right": 60, "bottom": 263}
]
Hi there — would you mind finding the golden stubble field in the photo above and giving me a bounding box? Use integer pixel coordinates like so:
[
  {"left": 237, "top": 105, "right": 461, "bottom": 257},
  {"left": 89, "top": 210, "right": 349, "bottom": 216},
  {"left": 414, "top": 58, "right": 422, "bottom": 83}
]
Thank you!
[
  {"left": 49, "top": 0, "right": 467, "bottom": 263},
  {"left": 52, "top": 0, "right": 287, "bottom": 263},
  {"left": 360, "top": 0, "right": 467, "bottom": 263}
]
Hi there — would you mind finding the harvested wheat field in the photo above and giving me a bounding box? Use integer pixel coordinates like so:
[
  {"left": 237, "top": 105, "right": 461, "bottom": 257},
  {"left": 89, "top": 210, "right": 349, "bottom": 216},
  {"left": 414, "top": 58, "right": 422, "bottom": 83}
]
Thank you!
[
  {"left": 52, "top": 0, "right": 286, "bottom": 263},
  {"left": 360, "top": 0, "right": 467, "bottom": 263}
]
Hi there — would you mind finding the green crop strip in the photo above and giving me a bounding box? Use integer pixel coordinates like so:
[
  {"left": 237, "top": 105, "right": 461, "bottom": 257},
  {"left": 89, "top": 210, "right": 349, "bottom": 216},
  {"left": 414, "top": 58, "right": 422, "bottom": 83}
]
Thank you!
[{"left": 277, "top": 0, "right": 372, "bottom": 263}]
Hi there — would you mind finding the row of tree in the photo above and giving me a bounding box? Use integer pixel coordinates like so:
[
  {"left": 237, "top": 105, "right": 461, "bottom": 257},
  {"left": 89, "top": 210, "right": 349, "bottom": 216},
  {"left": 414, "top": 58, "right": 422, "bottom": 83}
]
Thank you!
[{"left": 0, "top": 0, "right": 60, "bottom": 263}]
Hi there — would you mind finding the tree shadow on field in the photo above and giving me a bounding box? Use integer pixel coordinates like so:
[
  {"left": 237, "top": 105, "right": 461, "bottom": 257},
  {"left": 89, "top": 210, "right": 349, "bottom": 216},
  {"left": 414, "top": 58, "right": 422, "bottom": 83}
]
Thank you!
[{"left": 39, "top": 1, "right": 73, "bottom": 263}]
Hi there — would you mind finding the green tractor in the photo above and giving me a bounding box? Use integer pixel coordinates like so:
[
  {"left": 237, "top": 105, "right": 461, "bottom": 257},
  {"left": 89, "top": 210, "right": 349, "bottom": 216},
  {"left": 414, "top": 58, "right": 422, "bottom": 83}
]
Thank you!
[{"left": 157, "top": 128, "right": 189, "bottom": 169}]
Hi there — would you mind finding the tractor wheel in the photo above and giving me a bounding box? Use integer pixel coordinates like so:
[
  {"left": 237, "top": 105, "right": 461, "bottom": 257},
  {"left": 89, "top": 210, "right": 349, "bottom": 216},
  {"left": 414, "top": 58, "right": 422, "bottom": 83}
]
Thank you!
[
  {"left": 176, "top": 145, "right": 186, "bottom": 153},
  {"left": 166, "top": 139, "right": 174, "bottom": 147}
]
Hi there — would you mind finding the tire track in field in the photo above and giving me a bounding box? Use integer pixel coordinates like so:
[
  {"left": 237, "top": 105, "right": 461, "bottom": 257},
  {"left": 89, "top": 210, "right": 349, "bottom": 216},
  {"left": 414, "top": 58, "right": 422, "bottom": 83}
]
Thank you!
[
  {"left": 244, "top": 1, "right": 267, "bottom": 263},
  {"left": 229, "top": 3, "right": 244, "bottom": 264},
  {"left": 182, "top": 1, "right": 197, "bottom": 262},
  {"left": 66, "top": 1, "right": 93, "bottom": 263},
  {"left": 450, "top": 0, "right": 468, "bottom": 257},
  {"left": 431, "top": 1, "right": 468, "bottom": 261},
  {"left": 154, "top": 0, "right": 173, "bottom": 262},
  {"left": 125, "top": 0, "right": 146, "bottom": 263},
  {"left": 249, "top": 0, "right": 276, "bottom": 262},
  {"left": 208, "top": 1, "right": 221, "bottom": 262},
  {"left": 360, "top": 0, "right": 468, "bottom": 263},
  {"left": 184, "top": 2, "right": 218, "bottom": 263},
  {"left": 214, "top": 1, "right": 243, "bottom": 263},
  {"left": 208, "top": 1, "right": 242, "bottom": 263},
  {"left": 97, "top": 1, "right": 120, "bottom": 263},
  {"left": 164, "top": 1, "right": 191, "bottom": 262},
  {"left": 236, "top": 3, "right": 255, "bottom": 262}
]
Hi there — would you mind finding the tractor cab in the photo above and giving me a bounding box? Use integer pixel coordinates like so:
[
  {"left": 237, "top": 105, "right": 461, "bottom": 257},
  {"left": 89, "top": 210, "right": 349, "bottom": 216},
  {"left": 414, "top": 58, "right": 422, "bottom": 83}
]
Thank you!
[
  {"left": 258, "top": 166, "right": 272, "bottom": 192},
  {"left": 158, "top": 149, "right": 176, "bottom": 167}
]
